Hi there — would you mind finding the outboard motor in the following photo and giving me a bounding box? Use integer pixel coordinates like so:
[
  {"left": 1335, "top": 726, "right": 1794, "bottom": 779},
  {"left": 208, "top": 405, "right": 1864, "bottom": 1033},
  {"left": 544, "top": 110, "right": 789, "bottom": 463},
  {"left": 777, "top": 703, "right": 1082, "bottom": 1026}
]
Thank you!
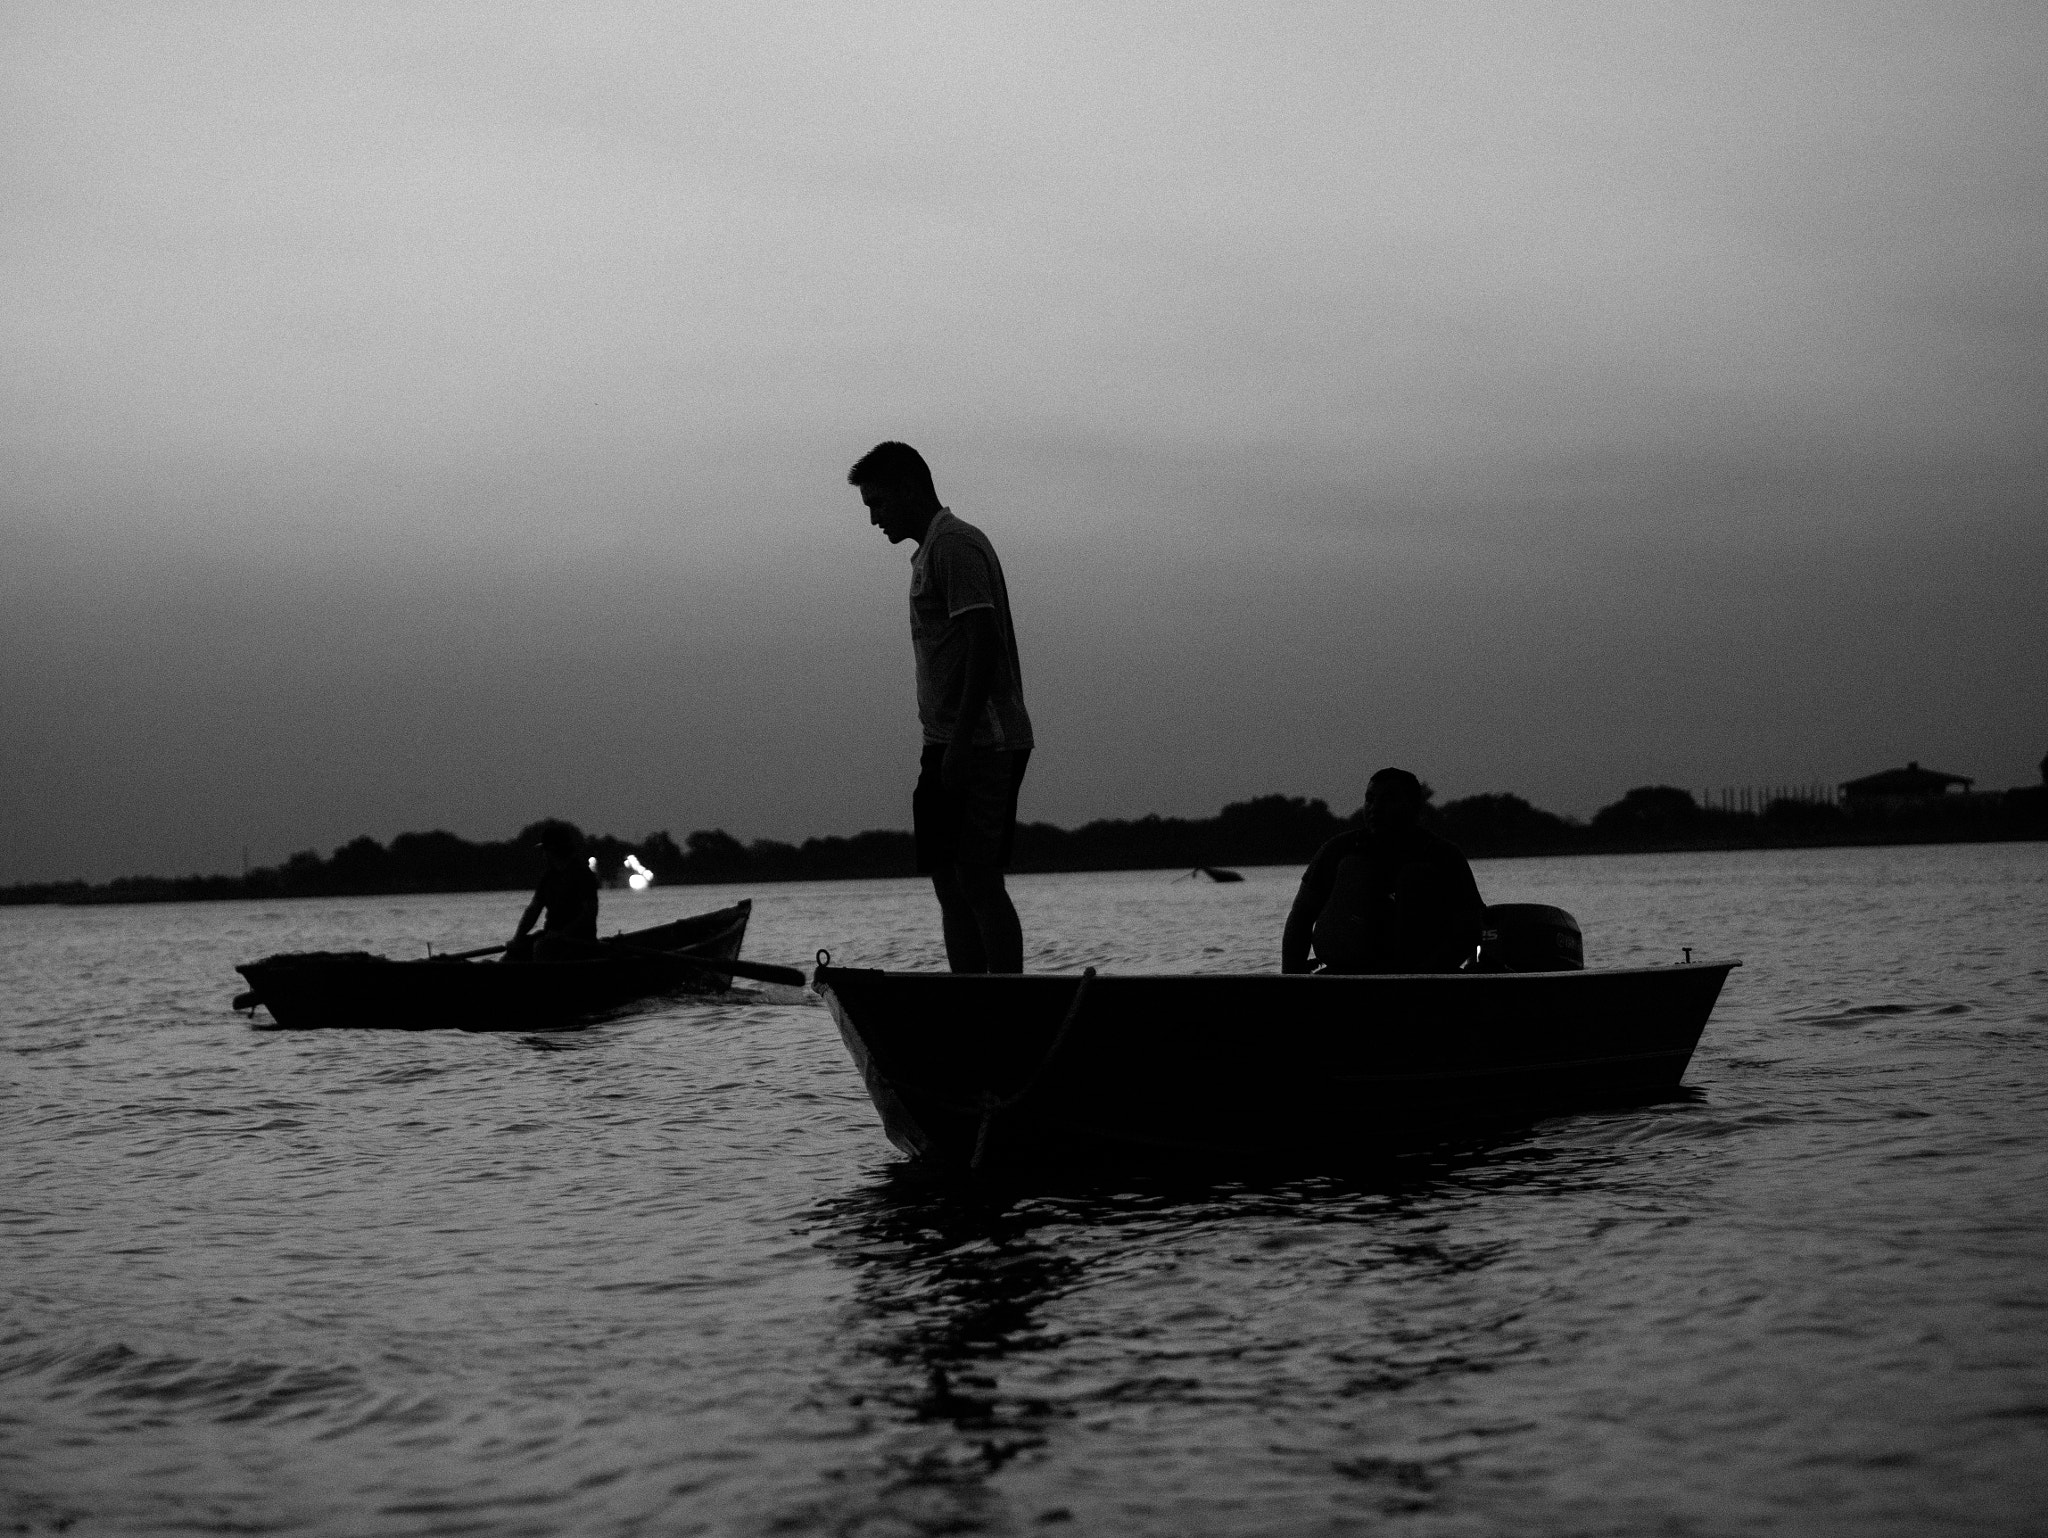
[{"left": 1476, "top": 904, "right": 1583, "bottom": 971}]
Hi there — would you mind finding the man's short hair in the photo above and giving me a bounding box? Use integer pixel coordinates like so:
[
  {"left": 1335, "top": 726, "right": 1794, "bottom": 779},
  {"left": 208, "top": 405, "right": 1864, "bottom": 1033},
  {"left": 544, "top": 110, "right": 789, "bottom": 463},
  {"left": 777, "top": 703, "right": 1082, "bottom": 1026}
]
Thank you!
[
  {"left": 531, "top": 820, "right": 584, "bottom": 857},
  {"left": 1367, "top": 767, "right": 1426, "bottom": 804},
  {"left": 847, "top": 441, "right": 937, "bottom": 500}
]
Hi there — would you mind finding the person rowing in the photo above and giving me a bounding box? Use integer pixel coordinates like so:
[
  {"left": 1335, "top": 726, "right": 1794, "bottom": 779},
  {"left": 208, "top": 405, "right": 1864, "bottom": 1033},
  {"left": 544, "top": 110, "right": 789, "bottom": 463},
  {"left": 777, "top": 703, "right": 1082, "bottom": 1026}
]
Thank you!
[
  {"left": 1282, "top": 767, "right": 1485, "bottom": 974},
  {"left": 505, "top": 821, "right": 599, "bottom": 962}
]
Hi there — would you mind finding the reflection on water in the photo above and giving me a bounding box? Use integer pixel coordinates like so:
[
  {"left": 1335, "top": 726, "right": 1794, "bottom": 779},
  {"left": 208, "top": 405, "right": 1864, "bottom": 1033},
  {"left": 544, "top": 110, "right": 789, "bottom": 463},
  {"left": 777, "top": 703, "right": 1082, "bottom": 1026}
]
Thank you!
[
  {"left": 796, "top": 1128, "right": 1643, "bottom": 1532},
  {"left": 808, "top": 1168, "right": 1087, "bottom": 1525}
]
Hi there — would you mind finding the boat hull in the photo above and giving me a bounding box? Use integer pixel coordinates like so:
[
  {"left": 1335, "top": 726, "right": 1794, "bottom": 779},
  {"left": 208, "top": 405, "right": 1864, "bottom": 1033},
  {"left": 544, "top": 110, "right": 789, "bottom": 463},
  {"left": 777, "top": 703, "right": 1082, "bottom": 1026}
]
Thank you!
[
  {"left": 237, "top": 901, "right": 752, "bottom": 1030},
  {"left": 815, "top": 961, "right": 1737, "bottom": 1166}
]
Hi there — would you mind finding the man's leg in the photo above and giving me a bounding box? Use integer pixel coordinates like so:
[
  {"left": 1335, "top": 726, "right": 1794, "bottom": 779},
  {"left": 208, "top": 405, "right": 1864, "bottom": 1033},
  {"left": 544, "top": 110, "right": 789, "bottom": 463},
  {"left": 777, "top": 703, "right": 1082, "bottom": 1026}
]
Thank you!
[
  {"left": 954, "top": 865, "right": 1022, "bottom": 973},
  {"left": 914, "top": 746, "right": 977, "bottom": 967},
  {"left": 930, "top": 867, "right": 990, "bottom": 973},
  {"left": 924, "top": 745, "right": 1028, "bottom": 972}
]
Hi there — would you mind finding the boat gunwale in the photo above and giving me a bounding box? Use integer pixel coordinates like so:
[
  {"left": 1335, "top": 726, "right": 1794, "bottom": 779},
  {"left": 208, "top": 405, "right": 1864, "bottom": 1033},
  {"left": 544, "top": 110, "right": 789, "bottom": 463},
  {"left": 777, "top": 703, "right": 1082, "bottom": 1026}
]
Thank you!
[
  {"left": 240, "top": 899, "right": 752, "bottom": 977},
  {"left": 816, "top": 958, "right": 1740, "bottom": 987}
]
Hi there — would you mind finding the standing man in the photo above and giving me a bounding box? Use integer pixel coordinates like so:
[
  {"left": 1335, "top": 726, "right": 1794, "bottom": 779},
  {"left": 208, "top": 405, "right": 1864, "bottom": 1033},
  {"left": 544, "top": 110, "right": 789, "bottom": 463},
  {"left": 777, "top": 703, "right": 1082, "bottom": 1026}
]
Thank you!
[{"left": 850, "top": 441, "right": 1033, "bottom": 973}]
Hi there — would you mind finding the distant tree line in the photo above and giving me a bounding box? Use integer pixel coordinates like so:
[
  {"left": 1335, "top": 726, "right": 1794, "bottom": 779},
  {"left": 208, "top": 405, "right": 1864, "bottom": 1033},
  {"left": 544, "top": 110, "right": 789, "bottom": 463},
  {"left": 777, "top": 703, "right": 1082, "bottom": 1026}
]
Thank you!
[{"left": 5, "top": 780, "right": 2043, "bottom": 907}]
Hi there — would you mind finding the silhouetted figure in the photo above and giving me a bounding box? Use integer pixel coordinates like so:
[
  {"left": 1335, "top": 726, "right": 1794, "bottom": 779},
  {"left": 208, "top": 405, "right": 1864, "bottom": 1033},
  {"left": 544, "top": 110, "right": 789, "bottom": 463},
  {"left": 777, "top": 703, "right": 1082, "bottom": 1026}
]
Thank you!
[
  {"left": 506, "top": 822, "right": 599, "bottom": 961},
  {"left": 850, "top": 441, "right": 1033, "bottom": 973},
  {"left": 1282, "top": 768, "right": 1484, "bottom": 974}
]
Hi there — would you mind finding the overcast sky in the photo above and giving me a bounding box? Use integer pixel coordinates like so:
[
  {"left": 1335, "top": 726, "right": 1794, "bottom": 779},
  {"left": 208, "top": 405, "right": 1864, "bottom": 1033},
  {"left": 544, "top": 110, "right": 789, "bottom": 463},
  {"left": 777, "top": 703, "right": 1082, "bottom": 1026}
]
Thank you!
[{"left": 5, "top": 1, "right": 2044, "bottom": 883}]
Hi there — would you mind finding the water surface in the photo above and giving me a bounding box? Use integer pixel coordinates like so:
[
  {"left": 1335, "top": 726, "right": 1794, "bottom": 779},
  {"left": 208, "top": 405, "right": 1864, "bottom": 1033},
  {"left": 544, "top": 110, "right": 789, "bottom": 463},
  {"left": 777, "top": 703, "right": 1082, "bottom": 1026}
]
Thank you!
[{"left": 4, "top": 844, "right": 2044, "bottom": 1534}]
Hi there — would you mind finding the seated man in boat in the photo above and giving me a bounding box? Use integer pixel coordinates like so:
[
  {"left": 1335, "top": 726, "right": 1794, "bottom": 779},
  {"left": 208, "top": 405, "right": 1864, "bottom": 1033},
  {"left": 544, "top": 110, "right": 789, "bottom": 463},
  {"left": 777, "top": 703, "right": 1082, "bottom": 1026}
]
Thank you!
[
  {"left": 1282, "top": 768, "right": 1485, "bottom": 974},
  {"left": 505, "top": 822, "right": 600, "bottom": 962}
]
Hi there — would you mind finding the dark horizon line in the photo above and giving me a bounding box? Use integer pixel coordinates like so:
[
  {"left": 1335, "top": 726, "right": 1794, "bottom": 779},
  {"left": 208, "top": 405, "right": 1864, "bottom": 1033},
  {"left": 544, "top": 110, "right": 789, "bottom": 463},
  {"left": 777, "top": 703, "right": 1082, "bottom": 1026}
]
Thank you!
[{"left": 5, "top": 780, "right": 2044, "bottom": 907}]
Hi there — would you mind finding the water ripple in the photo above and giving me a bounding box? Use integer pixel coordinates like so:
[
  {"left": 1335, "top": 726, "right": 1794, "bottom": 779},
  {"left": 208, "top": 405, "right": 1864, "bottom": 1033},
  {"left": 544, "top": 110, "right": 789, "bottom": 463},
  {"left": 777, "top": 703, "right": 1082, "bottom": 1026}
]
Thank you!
[{"left": 1, "top": 851, "right": 2044, "bottom": 1534}]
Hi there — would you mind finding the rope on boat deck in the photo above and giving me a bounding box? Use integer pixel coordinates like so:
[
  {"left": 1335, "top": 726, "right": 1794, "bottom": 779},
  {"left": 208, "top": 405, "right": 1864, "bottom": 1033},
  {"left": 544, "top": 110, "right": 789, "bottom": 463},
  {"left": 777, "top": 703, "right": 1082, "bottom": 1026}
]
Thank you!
[{"left": 970, "top": 967, "right": 1096, "bottom": 1172}]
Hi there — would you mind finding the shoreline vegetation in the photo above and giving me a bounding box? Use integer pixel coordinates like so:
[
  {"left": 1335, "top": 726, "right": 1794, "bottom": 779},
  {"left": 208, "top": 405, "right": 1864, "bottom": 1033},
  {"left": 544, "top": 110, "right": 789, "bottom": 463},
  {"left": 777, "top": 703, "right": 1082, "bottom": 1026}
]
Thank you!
[{"left": 7, "top": 781, "right": 2045, "bottom": 908}]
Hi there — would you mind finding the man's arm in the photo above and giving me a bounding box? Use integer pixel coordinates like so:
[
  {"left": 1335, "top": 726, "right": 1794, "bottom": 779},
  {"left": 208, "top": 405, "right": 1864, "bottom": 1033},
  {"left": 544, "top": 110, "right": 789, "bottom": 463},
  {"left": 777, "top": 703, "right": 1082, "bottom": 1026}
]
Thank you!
[
  {"left": 509, "top": 896, "right": 544, "bottom": 946},
  {"left": 1282, "top": 842, "right": 1341, "bottom": 972},
  {"left": 941, "top": 607, "right": 1001, "bottom": 790},
  {"left": 509, "top": 888, "right": 545, "bottom": 946},
  {"left": 1448, "top": 854, "right": 1486, "bottom": 954}
]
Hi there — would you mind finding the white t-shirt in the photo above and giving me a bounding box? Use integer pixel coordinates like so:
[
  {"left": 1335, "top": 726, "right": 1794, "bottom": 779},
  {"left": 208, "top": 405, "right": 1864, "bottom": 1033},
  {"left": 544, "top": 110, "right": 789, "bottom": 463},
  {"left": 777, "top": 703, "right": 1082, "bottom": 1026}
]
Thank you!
[{"left": 909, "top": 509, "right": 1034, "bottom": 749}]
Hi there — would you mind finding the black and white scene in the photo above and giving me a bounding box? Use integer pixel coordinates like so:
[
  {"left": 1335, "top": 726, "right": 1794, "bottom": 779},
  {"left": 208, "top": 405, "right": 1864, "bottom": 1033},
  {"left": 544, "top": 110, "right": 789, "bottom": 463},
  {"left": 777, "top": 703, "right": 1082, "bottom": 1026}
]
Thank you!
[{"left": 4, "top": 3, "right": 2045, "bottom": 1534}]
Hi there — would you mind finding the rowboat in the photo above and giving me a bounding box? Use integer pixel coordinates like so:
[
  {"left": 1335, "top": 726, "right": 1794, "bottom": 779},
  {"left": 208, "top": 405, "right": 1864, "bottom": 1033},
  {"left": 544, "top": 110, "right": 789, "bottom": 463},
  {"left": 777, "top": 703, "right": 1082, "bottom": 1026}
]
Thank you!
[
  {"left": 814, "top": 956, "right": 1738, "bottom": 1167},
  {"left": 236, "top": 900, "right": 753, "bottom": 1030}
]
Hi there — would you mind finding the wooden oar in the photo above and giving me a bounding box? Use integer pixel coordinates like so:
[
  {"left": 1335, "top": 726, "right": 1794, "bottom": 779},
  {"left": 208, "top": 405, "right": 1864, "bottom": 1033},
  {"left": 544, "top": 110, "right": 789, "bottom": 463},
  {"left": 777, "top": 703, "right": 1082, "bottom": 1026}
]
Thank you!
[
  {"left": 598, "top": 939, "right": 807, "bottom": 987},
  {"left": 438, "top": 937, "right": 806, "bottom": 985}
]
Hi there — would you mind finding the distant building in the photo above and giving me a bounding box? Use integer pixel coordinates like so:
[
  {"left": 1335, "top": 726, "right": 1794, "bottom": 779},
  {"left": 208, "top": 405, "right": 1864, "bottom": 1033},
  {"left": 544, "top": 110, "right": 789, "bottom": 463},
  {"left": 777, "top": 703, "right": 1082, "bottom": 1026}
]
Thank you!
[{"left": 1839, "top": 761, "right": 1974, "bottom": 809}]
